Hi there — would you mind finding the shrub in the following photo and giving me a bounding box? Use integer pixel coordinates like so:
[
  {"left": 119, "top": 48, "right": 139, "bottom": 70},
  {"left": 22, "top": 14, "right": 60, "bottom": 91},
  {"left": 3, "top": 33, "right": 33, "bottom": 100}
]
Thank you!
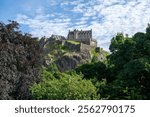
[{"left": 30, "top": 69, "right": 99, "bottom": 100}]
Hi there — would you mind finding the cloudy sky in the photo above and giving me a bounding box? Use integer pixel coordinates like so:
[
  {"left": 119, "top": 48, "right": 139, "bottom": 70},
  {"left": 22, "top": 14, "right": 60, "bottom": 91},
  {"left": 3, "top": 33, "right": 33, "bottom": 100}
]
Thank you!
[{"left": 0, "top": 0, "right": 150, "bottom": 51}]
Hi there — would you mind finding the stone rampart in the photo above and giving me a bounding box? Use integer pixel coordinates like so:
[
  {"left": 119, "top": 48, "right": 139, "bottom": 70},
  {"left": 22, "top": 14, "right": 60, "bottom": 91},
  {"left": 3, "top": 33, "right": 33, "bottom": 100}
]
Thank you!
[{"left": 64, "top": 41, "right": 81, "bottom": 52}]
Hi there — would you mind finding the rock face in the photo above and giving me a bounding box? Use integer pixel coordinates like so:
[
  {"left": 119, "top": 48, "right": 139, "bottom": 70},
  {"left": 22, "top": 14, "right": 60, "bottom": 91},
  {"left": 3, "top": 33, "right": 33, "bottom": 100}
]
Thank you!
[
  {"left": 56, "top": 51, "right": 91, "bottom": 72},
  {"left": 44, "top": 36, "right": 106, "bottom": 72},
  {"left": 0, "top": 21, "right": 44, "bottom": 99}
]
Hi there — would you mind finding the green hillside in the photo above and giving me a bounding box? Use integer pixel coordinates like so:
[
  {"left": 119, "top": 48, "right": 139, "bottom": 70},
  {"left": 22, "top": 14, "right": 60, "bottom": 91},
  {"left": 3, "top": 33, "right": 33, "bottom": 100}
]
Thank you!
[{"left": 0, "top": 21, "right": 150, "bottom": 100}]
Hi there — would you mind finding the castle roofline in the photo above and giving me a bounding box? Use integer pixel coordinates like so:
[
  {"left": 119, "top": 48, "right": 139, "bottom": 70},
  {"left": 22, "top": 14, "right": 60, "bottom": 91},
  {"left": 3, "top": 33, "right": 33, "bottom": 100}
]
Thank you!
[{"left": 69, "top": 29, "right": 92, "bottom": 32}]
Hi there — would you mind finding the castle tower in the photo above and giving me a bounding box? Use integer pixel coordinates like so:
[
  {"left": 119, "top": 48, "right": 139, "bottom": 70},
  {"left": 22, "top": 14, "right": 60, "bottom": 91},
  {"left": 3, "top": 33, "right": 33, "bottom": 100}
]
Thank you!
[{"left": 67, "top": 29, "right": 97, "bottom": 47}]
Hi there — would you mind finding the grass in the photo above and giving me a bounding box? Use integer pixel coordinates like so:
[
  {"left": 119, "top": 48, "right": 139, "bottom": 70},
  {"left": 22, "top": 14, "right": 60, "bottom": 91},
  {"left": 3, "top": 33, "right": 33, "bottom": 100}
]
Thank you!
[
  {"left": 66, "top": 40, "right": 80, "bottom": 45},
  {"left": 90, "top": 48, "right": 99, "bottom": 57}
]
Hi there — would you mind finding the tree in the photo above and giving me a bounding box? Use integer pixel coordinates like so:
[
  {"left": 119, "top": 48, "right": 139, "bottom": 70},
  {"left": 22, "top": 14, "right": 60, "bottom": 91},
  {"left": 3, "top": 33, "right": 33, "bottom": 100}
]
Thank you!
[
  {"left": 106, "top": 25, "right": 150, "bottom": 99},
  {"left": 30, "top": 68, "right": 99, "bottom": 100},
  {"left": 0, "top": 21, "right": 44, "bottom": 99},
  {"left": 76, "top": 61, "right": 107, "bottom": 81}
]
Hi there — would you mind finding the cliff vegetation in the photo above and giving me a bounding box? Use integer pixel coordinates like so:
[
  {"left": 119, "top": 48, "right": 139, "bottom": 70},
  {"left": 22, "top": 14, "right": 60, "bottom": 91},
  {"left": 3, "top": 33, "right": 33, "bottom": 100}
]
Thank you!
[{"left": 0, "top": 21, "right": 150, "bottom": 100}]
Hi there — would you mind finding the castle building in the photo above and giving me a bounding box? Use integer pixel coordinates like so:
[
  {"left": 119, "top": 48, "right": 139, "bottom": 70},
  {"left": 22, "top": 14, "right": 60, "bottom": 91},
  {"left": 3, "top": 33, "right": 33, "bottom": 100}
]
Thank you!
[
  {"left": 67, "top": 29, "right": 97, "bottom": 47},
  {"left": 51, "top": 34, "right": 65, "bottom": 40}
]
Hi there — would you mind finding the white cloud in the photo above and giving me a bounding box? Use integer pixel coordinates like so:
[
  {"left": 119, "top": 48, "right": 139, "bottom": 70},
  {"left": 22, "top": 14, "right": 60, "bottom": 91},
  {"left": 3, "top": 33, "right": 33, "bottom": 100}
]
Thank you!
[
  {"left": 60, "top": 1, "right": 69, "bottom": 6},
  {"left": 16, "top": 0, "right": 150, "bottom": 51},
  {"left": 70, "top": 0, "right": 150, "bottom": 50},
  {"left": 47, "top": 0, "right": 59, "bottom": 6},
  {"left": 72, "top": 4, "right": 85, "bottom": 13},
  {"left": 16, "top": 14, "right": 70, "bottom": 37},
  {"left": 70, "top": 0, "right": 84, "bottom": 5}
]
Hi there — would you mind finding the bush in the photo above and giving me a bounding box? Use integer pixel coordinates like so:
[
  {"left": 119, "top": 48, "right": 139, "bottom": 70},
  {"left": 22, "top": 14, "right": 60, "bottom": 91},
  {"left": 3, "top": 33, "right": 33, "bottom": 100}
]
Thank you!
[{"left": 30, "top": 69, "right": 99, "bottom": 100}]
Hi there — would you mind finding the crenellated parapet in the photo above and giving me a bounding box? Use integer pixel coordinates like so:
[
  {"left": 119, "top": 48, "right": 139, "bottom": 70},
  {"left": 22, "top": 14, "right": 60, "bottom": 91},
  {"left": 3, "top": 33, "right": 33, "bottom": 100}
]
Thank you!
[{"left": 67, "top": 29, "right": 97, "bottom": 47}]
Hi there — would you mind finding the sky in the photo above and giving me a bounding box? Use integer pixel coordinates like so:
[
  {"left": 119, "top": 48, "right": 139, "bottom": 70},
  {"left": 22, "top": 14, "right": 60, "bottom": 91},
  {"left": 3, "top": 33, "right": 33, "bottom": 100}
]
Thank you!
[{"left": 0, "top": 0, "right": 150, "bottom": 51}]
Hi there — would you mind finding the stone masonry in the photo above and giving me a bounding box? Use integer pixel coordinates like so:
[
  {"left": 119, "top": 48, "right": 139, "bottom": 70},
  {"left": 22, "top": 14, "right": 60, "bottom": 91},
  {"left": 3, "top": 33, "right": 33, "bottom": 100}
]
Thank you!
[{"left": 67, "top": 29, "right": 97, "bottom": 47}]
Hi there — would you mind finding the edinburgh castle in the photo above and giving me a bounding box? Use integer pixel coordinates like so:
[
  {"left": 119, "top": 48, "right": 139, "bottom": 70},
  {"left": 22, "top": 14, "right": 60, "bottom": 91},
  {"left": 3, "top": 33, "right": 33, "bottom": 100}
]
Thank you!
[{"left": 67, "top": 29, "right": 97, "bottom": 47}]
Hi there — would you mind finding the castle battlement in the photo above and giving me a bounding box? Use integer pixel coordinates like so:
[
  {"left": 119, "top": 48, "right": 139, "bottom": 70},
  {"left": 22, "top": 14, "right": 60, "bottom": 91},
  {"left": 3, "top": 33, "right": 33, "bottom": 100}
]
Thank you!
[{"left": 67, "top": 29, "right": 97, "bottom": 47}]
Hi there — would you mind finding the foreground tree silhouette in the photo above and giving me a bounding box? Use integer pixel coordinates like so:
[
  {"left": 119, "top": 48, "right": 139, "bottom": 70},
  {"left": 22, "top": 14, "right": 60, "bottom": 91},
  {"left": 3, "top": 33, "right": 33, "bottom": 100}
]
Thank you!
[{"left": 0, "top": 21, "right": 44, "bottom": 99}]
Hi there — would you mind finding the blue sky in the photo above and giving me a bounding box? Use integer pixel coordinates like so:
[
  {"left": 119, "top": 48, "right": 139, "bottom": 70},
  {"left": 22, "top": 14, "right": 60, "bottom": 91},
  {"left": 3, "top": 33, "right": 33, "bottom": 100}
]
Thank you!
[{"left": 0, "top": 0, "right": 150, "bottom": 51}]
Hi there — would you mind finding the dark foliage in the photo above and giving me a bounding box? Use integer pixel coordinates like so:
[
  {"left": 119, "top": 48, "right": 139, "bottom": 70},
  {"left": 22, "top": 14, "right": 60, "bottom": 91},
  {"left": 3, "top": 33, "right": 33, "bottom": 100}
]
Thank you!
[
  {"left": 0, "top": 21, "right": 44, "bottom": 99},
  {"left": 76, "top": 61, "right": 107, "bottom": 81}
]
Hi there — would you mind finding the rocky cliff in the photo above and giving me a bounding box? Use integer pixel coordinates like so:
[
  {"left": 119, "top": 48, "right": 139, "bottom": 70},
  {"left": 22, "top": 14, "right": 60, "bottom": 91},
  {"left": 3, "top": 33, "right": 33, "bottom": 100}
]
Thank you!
[
  {"left": 44, "top": 36, "right": 107, "bottom": 72},
  {"left": 55, "top": 51, "right": 91, "bottom": 72}
]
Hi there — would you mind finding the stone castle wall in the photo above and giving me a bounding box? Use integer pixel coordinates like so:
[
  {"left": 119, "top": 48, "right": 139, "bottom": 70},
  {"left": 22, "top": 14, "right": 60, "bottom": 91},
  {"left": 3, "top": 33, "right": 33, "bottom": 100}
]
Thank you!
[
  {"left": 67, "top": 29, "right": 97, "bottom": 47},
  {"left": 64, "top": 41, "right": 81, "bottom": 52},
  {"left": 80, "top": 43, "right": 96, "bottom": 51},
  {"left": 68, "top": 29, "right": 92, "bottom": 45},
  {"left": 90, "top": 40, "right": 97, "bottom": 47},
  {"left": 80, "top": 43, "right": 92, "bottom": 51},
  {"left": 64, "top": 41, "right": 95, "bottom": 52},
  {"left": 58, "top": 29, "right": 98, "bottom": 52}
]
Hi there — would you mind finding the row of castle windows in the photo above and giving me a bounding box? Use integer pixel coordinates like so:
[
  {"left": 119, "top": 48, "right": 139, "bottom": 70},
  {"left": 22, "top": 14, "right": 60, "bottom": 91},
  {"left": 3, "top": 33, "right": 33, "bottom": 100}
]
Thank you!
[
  {"left": 68, "top": 35, "right": 91, "bottom": 40},
  {"left": 68, "top": 33, "right": 91, "bottom": 37},
  {"left": 68, "top": 31, "right": 91, "bottom": 35}
]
